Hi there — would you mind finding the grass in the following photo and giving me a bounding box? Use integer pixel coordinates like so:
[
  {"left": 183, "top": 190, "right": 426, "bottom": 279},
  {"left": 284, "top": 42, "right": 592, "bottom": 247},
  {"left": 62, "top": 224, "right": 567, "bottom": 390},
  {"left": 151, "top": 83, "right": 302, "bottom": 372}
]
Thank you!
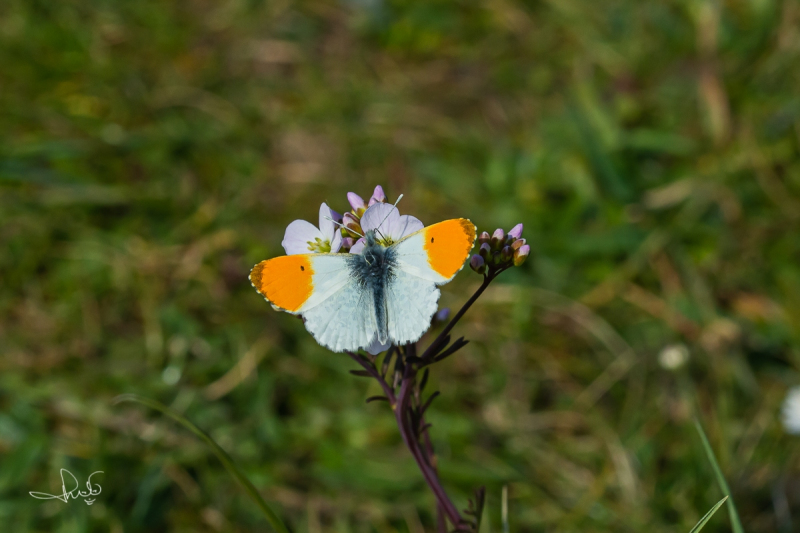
[{"left": 1, "top": 0, "right": 799, "bottom": 531}]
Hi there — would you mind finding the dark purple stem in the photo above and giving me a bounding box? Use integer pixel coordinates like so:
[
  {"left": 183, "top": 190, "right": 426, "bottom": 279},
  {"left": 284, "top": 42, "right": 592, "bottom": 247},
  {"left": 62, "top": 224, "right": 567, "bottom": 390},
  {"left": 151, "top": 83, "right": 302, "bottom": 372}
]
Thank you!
[
  {"left": 421, "top": 272, "right": 498, "bottom": 360},
  {"left": 346, "top": 351, "right": 395, "bottom": 403},
  {"left": 395, "top": 361, "right": 467, "bottom": 529},
  {"left": 352, "top": 268, "right": 504, "bottom": 531}
]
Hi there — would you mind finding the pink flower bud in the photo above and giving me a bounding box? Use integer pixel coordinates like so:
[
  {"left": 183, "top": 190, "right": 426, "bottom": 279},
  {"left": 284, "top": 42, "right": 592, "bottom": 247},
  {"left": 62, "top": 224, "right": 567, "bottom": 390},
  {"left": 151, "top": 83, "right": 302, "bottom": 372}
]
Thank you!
[
  {"left": 479, "top": 242, "right": 491, "bottom": 259},
  {"left": 513, "top": 244, "right": 530, "bottom": 266},
  {"left": 508, "top": 223, "right": 523, "bottom": 240},
  {"left": 347, "top": 192, "right": 365, "bottom": 213},
  {"left": 470, "top": 254, "right": 486, "bottom": 274},
  {"left": 490, "top": 228, "right": 505, "bottom": 249},
  {"left": 478, "top": 231, "right": 491, "bottom": 246},
  {"left": 368, "top": 185, "right": 387, "bottom": 206},
  {"left": 343, "top": 212, "right": 363, "bottom": 237},
  {"left": 511, "top": 238, "right": 526, "bottom": 250}
]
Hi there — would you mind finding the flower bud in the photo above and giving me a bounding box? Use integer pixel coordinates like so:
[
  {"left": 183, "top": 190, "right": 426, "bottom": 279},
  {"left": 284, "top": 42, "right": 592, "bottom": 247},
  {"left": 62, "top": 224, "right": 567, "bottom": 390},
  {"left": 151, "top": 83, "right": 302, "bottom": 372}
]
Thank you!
[
  {"left": 341, "top": 237, "right": 355, "bottom": 250},
  {"left": 347, "top": 192, "right": 366, "bottom": 216},
  {"left": 478, "top": 231, "right": 491, "bottom": 246},
  {"left": 513, "top": 244, "right": 530, "bottom": 266},
  {"left": 501, "top": 246, "right": 514, "bottom": 262},
  {"left": 508, "top": 223, "right": 523, "bottom": 240},
  {"left": 343, "top": 212, "right": 363, "bottom": 238},
  {"left": 372, "top": 185, "right": 386, "bottom": 202},
  {"left": 434, "top": 308, "right": 450, "bottom": 323},
  {"left": 490, "top": 228, "right": 505, "bottom": 249},
  {"left": 511, "top": 238, "right": 526, "bottom": 250},
  {"left": 478, "top": 242, "right": 491, "bottom": 259},
  {"left": 470, "top": 254, "right": 486, "bottom": 274}
]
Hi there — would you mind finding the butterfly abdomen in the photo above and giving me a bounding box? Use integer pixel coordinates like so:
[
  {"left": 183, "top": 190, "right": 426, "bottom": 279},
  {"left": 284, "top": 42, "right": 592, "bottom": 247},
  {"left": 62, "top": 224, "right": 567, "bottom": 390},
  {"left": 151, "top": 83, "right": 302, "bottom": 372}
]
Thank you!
[{"left": 349, "top": 243, "right": 396, "bottom": 344}]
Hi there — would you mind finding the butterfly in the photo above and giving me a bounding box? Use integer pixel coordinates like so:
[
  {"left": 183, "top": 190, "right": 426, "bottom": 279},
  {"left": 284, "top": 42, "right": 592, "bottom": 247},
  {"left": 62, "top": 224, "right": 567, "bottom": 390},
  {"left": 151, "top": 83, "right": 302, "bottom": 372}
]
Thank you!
[{"left": 250, "top": 202, "right": 476, "bottom": 353}]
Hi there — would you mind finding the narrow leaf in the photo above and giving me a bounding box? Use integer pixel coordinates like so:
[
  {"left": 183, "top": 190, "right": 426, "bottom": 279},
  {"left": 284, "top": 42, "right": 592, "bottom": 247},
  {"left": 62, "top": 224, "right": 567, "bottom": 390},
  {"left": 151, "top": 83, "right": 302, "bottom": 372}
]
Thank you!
[
  {"left": 419, "top": 368, "right": 430, "bottom": 393},
  {"left": 366, "top": 395, "right": 390, "bottom": 403},
  {"left": 694, "top": 419, "right": 745, "bottom": 533},
  {"left": 689, "top": 496, "right": 728, "bottom": 533},
  {"left": 420, "top": 391, "right": 441, "bottom": 416},
  {"left": 113, "top": 394, "right": 290, "bottom": 533}
]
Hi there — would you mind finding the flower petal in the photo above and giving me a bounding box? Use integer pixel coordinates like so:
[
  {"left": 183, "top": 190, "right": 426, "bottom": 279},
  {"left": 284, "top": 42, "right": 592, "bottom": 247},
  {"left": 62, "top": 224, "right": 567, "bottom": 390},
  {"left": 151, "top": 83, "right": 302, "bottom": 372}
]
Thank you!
[
  {"left": 360, "top": 202, "right": 399, "bottom": 234},
  {"left": 349, "top": 238, "right": 365, "bottom": 254},
  {"left": 282, "top": 220, "right": 322, "bottom": 255},
  {"left": 390, "top": 215, "right": 424, "bottom": 241},
  {"left": 368, "top": 185, "right": 386, "bottom": 206},
  {"left": 347, "top": 192, "right": 366, "bottom": 212},
  {"left": 318, "top": 202, "right": 338, "bottom": 240},
  {"left": 329, "top": 227, "right": 342, "bottom": 253}
]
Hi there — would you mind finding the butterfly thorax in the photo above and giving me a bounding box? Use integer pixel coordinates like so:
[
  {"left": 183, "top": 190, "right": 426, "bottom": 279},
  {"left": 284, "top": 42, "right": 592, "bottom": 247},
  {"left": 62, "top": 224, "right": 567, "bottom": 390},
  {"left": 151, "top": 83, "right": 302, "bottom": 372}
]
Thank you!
[{"left": 347, "top": 230, "right": 395, "bottom": 344}]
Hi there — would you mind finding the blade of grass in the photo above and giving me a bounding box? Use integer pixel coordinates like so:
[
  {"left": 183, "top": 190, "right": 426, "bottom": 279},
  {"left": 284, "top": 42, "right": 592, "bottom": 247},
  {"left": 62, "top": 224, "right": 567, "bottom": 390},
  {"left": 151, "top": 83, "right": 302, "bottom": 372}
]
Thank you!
[
  {"left": 114, "top": 393, "right": 290, "bottom": 533},
  {"left": 694, "top": 418, "right": 745, "bottom": 533},
  {"left": 501, "top": 485, "right": 509, "bottom": 533},
  {"left": 689, "top": 496, "right": 728, "bottom": 533}
]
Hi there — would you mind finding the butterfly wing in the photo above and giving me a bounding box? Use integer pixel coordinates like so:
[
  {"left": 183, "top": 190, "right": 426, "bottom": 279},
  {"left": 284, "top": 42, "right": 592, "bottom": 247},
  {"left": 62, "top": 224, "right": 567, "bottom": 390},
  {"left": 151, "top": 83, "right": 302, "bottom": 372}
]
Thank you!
[
  {"left": 385, "top": 218, "right": 476, "bottom": 345},
  {"left": 391, "top": 218, "right": 477, "bottom": 283},
  {"left": 384, "top": 269, "right": 441, "bottom": 345},
  {"left": 250, "top": 254, "right": 378, "bottom": 352}
]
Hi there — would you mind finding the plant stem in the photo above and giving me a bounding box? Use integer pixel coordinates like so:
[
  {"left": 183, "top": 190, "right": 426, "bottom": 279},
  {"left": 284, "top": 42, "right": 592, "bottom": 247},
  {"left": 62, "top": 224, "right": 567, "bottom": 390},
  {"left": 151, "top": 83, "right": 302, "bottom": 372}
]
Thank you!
[
  {"left": 352, "top": 269, "right": 504, "bottom": 531},
  {"left": 421, "top": 272, "right": 497, "bottom": 360},
  {"left": 394, "top": 362, "right": 467, "bottom": 529}
]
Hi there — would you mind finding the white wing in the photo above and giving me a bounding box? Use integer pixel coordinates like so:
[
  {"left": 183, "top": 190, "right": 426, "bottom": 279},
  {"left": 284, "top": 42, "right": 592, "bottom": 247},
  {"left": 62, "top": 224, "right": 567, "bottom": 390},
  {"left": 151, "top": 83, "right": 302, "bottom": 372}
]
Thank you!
[
  {"left": 383, "top": 218, "right": 475, "bottom": 345},
  {"left": 385, "top": 268, "right": 440, "bottom": 346},
  {"left": 302, "top": 269, "right": 378, "bottom": 353},
  {"left": 251, "top": 253, "right": 379, "bottom": 353}
]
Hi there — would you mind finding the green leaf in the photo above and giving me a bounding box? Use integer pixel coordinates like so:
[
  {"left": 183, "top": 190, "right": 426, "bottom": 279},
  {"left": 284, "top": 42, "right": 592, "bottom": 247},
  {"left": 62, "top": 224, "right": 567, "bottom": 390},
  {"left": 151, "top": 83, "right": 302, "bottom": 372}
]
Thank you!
[
  {"left": 694, "top": 419, "right": 745, "bottom": 533},
  {"left": 114, "top": 394, "right": 290, "bottom": 533},
  {"left": 689, "top": 496, "right": 728, "bottom": 533}
]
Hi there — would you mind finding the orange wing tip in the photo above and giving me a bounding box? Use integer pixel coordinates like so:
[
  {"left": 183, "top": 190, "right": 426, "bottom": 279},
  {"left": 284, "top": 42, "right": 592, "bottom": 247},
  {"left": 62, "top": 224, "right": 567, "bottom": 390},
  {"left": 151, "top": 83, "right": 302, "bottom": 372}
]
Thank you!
[
  {"left": 249, "top": 255, "right": 315, "bottom": 313},
  {"left": 424, "top": 218, "right": 477, "bottom": 280}
]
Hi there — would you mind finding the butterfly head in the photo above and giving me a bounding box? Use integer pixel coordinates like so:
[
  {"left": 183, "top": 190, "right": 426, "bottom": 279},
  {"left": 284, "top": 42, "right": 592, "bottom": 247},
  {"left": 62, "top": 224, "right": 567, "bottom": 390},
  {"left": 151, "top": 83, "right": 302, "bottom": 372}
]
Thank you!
[{"left": 362, "top": 230, "right": 390, "bottom": 265}]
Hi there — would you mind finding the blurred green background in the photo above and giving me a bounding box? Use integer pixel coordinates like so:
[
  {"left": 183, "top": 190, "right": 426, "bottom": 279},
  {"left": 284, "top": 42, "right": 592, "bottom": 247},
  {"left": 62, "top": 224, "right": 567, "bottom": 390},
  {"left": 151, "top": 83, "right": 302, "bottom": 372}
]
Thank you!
[{"left": 2, "top": 0, "right": 800, "bottom": 531}]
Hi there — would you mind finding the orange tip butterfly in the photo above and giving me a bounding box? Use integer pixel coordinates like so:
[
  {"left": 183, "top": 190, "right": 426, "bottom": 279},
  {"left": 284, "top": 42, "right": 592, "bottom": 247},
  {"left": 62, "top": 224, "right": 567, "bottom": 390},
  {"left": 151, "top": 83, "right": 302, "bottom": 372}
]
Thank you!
[{"left": 250, "top": 202, "right": 476, "bottom": 353}]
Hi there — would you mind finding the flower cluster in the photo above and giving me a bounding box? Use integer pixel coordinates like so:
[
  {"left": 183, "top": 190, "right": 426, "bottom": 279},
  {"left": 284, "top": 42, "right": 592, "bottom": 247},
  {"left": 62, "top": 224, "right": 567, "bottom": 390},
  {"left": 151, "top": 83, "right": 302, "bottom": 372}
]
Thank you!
[
  {"left": 281, "top": 185, "right": 423, "bottom": 256},
  {"left": 469, "top": 223, "right": 530, "bottom": 275}
]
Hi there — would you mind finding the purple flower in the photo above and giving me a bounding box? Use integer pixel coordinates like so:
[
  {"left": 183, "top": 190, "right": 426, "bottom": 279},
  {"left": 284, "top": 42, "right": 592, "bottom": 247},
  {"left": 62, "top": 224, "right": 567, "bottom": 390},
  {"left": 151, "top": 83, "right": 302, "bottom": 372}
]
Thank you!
[
  {"left": 368, "top": 185, "right": 386, "bottom": 206},
  {"left": 347, "top": 192, "right": 366, "bottom": 216},
  {"left": 470, "top": 254, "right": 486, "bottom": 274},
  {"left": 350, "top": 203, "right": 423, "bottom": 254},
  {"left": 282, "top": 202, "right": 343, "bottom": 255},
  {"left": 343, "top": 212, "right": 363, "bottom": 238},
  {"left": 513, "top": 244, "right": 530, "bottom": 266},
  {"left": 491, "top": 228, "right": 505, "bottom": 248},
  {"left": 508, "top": 223, "right": 523, "bottom": 240}
]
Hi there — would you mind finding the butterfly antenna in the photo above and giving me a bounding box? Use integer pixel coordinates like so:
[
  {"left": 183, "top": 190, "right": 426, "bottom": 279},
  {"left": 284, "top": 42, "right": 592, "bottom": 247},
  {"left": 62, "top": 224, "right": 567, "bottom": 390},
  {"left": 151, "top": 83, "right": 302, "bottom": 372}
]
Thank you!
[
  {"left": 324, "top": 215, "right": 364, "bottom": 239},
  {"left": 373, "top": 194, "right": 404, "bottom": 241}
]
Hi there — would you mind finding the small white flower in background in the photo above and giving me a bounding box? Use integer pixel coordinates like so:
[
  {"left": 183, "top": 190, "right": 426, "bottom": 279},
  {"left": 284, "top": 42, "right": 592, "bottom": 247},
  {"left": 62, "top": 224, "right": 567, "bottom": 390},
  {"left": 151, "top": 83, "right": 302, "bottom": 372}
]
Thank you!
[
  {"left": 282, "top": 202, "right": 343, "bottom": 255},
  {"left": 781, "top": 386, "right": 800, "bottom": 435},
  {"left": 658, "top": 343, "right": 689, "bottom": 370}
]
